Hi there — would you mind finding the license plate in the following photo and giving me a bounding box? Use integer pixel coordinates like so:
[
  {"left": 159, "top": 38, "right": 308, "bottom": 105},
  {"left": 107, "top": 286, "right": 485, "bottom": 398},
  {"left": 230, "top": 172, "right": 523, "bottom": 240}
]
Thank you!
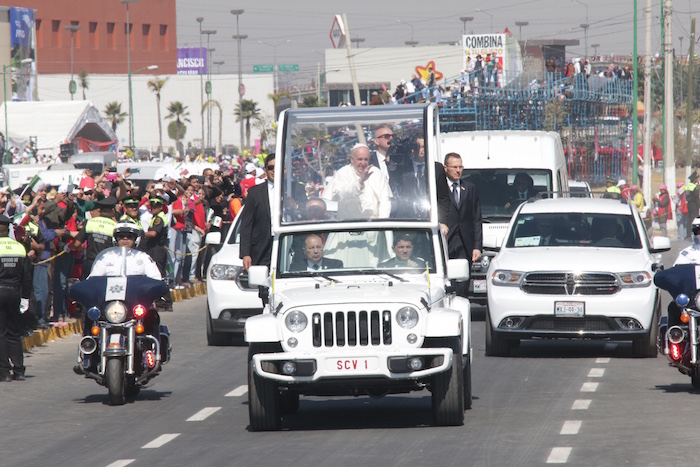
[
  {"left": 554, "top": 301, "right": 585, "bottom": 318},
  {"left": 473, "top": 280, "right": 487, "bottom": 293},
  {"left": 326, "top": 357, "right": 379, "bottom": 373}
]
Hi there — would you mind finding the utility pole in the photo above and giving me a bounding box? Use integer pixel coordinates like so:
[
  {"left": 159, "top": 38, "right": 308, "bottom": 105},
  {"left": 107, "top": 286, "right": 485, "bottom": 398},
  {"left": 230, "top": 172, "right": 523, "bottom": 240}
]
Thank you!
[
  {"left": 663, "top": 0, "right": 676, "bottom": 231},
  {"left": 643, "top": 0, "right": 653, "bottom": 203},
  {"left": 632, "top": 0, "right": 639, "bottom": 186},
  {"left": 686, "top": 19, "right": 695, "bottom": 177},
  {"left": 342, "top": 13, "right": 366, "bottom": 145}
]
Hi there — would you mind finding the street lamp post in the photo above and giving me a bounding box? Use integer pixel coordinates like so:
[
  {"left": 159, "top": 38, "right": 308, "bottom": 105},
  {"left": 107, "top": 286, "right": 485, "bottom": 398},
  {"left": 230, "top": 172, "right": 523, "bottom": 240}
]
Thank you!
[
  {"left": 213, "top": 60, "right": 224, "bottom": 74},
  {"left": 572, "top": 0, "right": 589, "bottom": 58},
  {"left": 128, "top": 64, "right": 157, "bottom": 151},
  {"left": 351, "top": 37, "right": 365, "bottom": 48},
  {"left": 591, "top": 43, "right": 600, "bottom": 57},
  {"left": 230, "top": 9, "right": 245, "bottom": 152},
  {"left": 459, "top": 16, "right": 473, "bottom": 36},
  {"left": 395, "top": 20, "right": 416, "bottom": 45},
  {"left": 476, "top": 9, "right": 493, "bottom": 32},
  {"left": 514, "top": 21, "right": 528, "bottom": 41},
  {"left": 64, "top": 24, "right": 80, "bottom": 100},
  {"left": 196, "top": 17, "right": 204, "bottom": 152},
  {"left": 120, "top": 0, "right": 138, "bottom": 149},
  {"left": 3, "top": 58, "right": 33, "bottom": 164},
  {"left": 258, "top": 39, "right": 291, "bottom": 93},
  {"left": 201, "top": 29, "right": 216, "bottom": 150}
]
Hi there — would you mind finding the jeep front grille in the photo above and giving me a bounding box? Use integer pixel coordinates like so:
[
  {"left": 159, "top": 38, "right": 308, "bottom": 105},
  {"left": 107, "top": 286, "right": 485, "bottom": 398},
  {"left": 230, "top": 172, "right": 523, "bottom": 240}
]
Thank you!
[
  {"left": 312, "top": 310, "right": 392, "bottom": 347},
  {"left": 521, "top": 272, "right": 619, "bottom": 295}
]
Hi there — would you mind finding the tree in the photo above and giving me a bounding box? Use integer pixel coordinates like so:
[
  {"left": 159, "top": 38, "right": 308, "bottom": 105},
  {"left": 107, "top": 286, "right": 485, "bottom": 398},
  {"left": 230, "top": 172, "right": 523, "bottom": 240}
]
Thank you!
[
  {"left": 202, "top": 99, "right": 223, "bottom": 155},
  {"left": 234, "top": 99, "right": 262, "bottom": 150},
  {"left": 165, "top": 101, "right": 191, "bottom": 152},
  {"left": 253, "top": 112, "right": 276, "bottom": 152},
  {"left": 300, "top": 95, "right": 325, "bottom": 108},
  {"left": 267, "top": 90, "right": 291, "bottom": 120},
  {"left": 103, "top": 101, "right": 127, "bottom": 132},
  {"left": 78, "top": 70, "right": 89, "bottom": 100},
  {"left": 147, "top": 76, "right": 169, "bottom": 155}
]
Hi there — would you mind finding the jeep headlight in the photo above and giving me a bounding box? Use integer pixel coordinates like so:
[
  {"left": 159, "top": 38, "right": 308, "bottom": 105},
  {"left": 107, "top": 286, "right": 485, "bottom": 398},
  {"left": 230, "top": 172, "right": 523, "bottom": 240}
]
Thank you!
[
  {"left": 285, "top": 310, "right": 308, "bottom": 333},
  {"left": 491, "top": 270, "right": 524, "bottom": 286},
  {"left": 105, "top": 301, "right": 127, "bottom": 323},
  {"left": 396, "top": 307, "right": 419, "bottom": 329},
  {"left": 618, "top": 271, "right": 651, "bottom": 288},
  {"left": 210, "top": 264, "right": 243, "bottom": 280}
]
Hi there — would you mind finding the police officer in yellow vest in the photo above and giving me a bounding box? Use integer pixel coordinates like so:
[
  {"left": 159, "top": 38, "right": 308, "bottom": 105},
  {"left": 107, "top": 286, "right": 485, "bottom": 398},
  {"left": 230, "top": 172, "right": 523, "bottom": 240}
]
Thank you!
[
  {"left": 602, "top": 177, "right": 622, "bottom": 199},
  {"left": 71, "top": 196, "right": 118, "bottom": 279},
  {"left": 0, "top": 214, "right": 33, "bottom": 382},
  {"left": 119, "top": 194, "right": 145, "bottom": 250},
  {"left": 144, "top": 195, "right": 173, "bottom": 311}
]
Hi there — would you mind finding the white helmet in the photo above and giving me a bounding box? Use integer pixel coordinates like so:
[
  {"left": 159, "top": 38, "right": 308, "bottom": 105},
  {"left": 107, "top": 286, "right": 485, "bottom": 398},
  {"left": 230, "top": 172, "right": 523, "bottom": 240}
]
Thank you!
[{"left": 113, "top": 221, "right": 142, "bottom": 248}]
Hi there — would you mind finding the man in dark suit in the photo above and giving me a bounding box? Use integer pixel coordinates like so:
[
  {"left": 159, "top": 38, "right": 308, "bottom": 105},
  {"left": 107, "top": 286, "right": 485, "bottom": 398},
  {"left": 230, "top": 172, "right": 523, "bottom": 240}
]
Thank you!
[
  {"left": 289, "top": 234, "right": 343, "bottom": 271},
  {"left": 444, "top": 152, "right": 483, "bottom": 297},
  {"left": 504, "top": 172, "right": 537, "bottom": 210},
  {"left": 240, "top": 153, "right": 275, "bottom": 271}
]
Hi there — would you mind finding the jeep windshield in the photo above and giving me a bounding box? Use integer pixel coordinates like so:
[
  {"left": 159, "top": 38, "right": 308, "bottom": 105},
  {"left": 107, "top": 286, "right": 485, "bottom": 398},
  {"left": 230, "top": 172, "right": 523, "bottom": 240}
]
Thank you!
[
  {"left": 278, "top": 106, "right": 434, "bottom": 225},
  {"left": 506, "top": 213, "right": 642, "bottom": 249},
  {"left": 462, "top": 169, "right": 552, "bottom": 218},
  {"left": 277, "top": 229, "right": 437, "bottom": 276}
]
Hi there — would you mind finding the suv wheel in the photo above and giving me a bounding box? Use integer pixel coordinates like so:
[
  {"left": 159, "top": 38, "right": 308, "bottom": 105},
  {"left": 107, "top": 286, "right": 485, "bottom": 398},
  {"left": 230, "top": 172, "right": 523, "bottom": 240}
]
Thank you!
[
  {"left": 485, "top": 308, "right": 509, "bottom": 357},
  {"left": 632, "top": 294, "right": 660, "bottom": 358},
  {"left": 206, "top": 306, "right": 231, "bottom": 346}
]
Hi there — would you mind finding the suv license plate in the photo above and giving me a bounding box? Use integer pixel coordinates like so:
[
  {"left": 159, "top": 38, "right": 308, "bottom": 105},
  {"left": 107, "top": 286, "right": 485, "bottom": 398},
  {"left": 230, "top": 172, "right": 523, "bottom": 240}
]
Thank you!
[
  {"left": 327, "top": 357, "right": 379, "bottom": 373},
  {"left": 555, "top": 301, "right": 584, "bottom": 318},
  {"left": 473, "top": 280, "right": 487, "bottom": 293}
]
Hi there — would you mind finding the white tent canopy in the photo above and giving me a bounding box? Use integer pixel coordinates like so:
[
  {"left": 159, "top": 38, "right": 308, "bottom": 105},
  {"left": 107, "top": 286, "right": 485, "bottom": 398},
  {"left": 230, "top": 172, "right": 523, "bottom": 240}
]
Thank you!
[{"left": 0, "top": 100, "right": 117, "bottom": 155}]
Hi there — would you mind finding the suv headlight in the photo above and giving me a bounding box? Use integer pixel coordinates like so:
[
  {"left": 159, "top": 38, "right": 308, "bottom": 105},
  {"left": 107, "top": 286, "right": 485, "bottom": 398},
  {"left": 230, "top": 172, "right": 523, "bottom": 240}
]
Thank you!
[
  {"left": 396, "top": 307, "right": 419, "bottom": 329},
  {"left": 285, "top": 310, "right": 308, "bottom": 333},
  {"left": 617, "top": 271, "right": 651, "bottom": 288},
  {"left": 105, "top": 301, "right": 127, "bottom": 323},
  {"left": 210, "top": 264, "right": 243, "bottom": 280},
  {"left": 491, "top": 270, "right": 524, "bottom": 286}
]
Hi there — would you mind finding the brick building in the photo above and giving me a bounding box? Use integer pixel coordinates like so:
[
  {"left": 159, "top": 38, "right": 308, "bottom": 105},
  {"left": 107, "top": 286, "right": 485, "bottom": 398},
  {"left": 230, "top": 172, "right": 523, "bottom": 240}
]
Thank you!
[{"left": 5, "top": 0, "right": 176, "bottom": 75}]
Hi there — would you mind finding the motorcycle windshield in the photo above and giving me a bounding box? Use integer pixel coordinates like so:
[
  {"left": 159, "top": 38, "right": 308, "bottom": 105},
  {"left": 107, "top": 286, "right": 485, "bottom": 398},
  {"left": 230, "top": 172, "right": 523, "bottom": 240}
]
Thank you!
[{"left": 654, "top": 264, "right": 700, "bottom": 300}]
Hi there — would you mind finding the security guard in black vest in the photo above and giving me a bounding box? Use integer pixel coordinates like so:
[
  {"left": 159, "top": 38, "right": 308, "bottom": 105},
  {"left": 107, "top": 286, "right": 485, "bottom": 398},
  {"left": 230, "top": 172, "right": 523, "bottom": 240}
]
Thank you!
[
  {"left": 144, "top": 195, "right": 173, "bottom": 311},
  {"left": 71, "top": 196, "right": 118, "bottom": 279},
  {"left": 0, "top": 214, "right": 33, "bottom": 381}
]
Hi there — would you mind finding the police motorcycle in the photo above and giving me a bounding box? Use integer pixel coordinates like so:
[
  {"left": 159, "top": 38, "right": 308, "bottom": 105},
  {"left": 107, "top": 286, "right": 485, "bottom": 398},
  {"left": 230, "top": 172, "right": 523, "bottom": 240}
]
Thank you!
[
  {"left": 69, "top": 245, "right": 171, "bottom": 405},
  {"left": 654, "top": 263, "right": 700, "bottom": 388}
]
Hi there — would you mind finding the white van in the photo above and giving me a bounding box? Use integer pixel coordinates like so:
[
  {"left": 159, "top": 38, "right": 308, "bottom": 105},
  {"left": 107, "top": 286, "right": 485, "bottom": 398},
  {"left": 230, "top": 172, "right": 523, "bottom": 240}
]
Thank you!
[
  {"left": 439, "top": 130, "right": 569, "bottom": 303},
  {"left": 69, "top": 152, "right": 118, "bottom": 174}
]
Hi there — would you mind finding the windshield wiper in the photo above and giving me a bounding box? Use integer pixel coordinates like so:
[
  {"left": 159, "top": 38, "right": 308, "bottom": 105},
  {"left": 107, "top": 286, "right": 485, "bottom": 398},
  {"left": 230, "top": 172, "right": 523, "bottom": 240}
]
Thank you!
[
  {"left": 315, "top": 273, "right": 342, "bottom": 283},
  {"left": 380, "top": 271, "right": 408, "bottom": 283}
]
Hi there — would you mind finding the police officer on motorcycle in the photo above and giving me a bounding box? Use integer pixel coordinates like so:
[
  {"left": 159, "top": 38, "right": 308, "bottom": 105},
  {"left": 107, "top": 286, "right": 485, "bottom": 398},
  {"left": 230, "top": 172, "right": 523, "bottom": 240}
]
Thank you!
[{"left": 666, "top": 216, "right": 700, "bottom": 326}]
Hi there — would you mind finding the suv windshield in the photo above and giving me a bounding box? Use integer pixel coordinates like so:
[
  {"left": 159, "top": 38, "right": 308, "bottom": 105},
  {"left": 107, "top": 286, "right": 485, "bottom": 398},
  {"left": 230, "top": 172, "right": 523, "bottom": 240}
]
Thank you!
[
  {"left": 462, "top": 169, "right": 552, "bottom": 218},
  {"left": 506, "top": 213, "right": 642, "bottom": 249},
  {"left": 277, "top": 229, "right": 436, "bottom": 275},
  {"left": 280, "top": 107, "right": 431, "bottom": 224}
]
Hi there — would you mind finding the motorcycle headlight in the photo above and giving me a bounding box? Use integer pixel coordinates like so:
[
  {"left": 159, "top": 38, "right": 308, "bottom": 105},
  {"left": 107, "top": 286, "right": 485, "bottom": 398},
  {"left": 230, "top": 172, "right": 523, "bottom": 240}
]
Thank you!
[
  {"left": 105, "top": 301, "right": 127, "bottom": 323},
  {"left": 491, "top": 270, "right": 524, "bottom": 286},
  {"left": 694, "top": 294, "right": 700, "bottom": 310},
  {"left": 396, "top": 307, "right": 419, "bottom": 329},
  {"left": 210, "top": 264, "right": 243, "bottom": 281},
  {"left": 618, "top": 271, "right": 651, "bottom": 288},
  {"left": 285, "top": 310, "right": 308, "bottom": 333}
]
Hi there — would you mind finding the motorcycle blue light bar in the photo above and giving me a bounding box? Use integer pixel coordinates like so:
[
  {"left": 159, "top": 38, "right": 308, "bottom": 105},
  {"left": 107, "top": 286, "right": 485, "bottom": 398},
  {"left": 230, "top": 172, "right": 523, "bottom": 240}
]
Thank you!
[
  {"left": 676, "top": 294, "right": 690, "bottom": 307},
  {"left": 87, "top": 306, "right": 101, "bottom": 321}
]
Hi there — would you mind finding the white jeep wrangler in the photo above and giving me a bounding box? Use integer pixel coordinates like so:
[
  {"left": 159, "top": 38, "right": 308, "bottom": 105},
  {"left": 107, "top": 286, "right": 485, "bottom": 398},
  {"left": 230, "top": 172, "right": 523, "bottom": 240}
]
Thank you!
[{"left": 245, "top": 104, "right": 472, "bottom": 430}]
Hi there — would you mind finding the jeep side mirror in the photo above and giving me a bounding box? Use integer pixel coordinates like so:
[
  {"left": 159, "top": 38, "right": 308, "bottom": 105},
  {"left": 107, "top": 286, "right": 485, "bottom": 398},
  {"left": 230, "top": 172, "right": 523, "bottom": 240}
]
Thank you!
[
  {"left": 247, "top": 265, "right": 270, "bottom": 287},
  {"left": 205, "top": 231, "right": 221, "bottom": 245},
  {"left": 446, "top": 259, "right": 470, "bottom": 281}
]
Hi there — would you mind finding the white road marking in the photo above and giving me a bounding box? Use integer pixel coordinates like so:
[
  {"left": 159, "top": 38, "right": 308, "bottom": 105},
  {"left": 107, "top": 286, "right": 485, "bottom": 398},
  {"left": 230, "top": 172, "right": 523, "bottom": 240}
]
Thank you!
[
  {"left": 560, "top": 420, "right": 582, "bottom": 435},
  {"left": 588, "top": 368, "right": 605, "bottom": 377},
  {"left": 603, "top": 343, "right": 617, "bottom": 351},
  {"left": 187, "top": 407, "right": 222, "bottom": 421},
  {"left": 142, "top": 433, "right": 180, "bottom": 449},
  {"left": 571, "top": 399, "right": 591, "bottom": 410},
  {"left": 581, "top": 382, "right": 599, "bottom": 392},
  {"left": 106, "top": 461, "right": 135, "bottom": 467},
  {"left": 226, "top": 385, "right": 248, "bottom": 397},
  {"left": 547, "top": 447, "right": 572, "bottom": 463},
  {"left": 596, "top": 357, "right": 610, "bottom": 364}
]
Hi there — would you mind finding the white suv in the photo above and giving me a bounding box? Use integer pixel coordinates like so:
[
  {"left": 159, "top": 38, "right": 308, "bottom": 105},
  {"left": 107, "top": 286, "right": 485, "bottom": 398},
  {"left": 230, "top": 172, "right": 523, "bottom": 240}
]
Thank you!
[{"left": 486, "top": 197, "right": 671, "bottom": 357}]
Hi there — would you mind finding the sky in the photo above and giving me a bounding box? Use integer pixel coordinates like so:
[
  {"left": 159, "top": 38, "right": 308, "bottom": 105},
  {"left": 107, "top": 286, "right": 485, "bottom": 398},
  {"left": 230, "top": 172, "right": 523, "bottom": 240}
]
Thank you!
[{"left": 176, "top": 0, "right": 699, "bottom": 87}]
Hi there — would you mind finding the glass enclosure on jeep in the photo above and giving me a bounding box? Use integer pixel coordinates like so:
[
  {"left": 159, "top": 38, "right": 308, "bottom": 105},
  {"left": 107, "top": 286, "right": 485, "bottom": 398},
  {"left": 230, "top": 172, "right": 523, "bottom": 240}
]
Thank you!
[
  {"left": 461, "top": 169, "right": 553, "bottom": 218},
  {"left": 277, "top": 105, "right": 437, "bottom": 226},
  {"left": 277, "top": 228, "right": 438, "bottom": 274}
]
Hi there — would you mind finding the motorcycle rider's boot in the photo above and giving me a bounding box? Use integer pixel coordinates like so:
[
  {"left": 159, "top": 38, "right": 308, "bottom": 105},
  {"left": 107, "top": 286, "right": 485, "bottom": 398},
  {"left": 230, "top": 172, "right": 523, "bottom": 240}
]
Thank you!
[
  {"left": 12, "top": 372, "right": 25, "bottom": 381},
  {"left": 0, "top": 373, "right": 12, "bottom": 382}
]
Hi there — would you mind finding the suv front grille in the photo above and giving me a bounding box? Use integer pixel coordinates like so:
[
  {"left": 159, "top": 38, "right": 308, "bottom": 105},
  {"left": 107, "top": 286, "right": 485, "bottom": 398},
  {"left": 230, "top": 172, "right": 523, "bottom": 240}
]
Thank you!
[
  {"left": 312, "top": 310, "right": 392, "bottom": 348},
  {"left": 523, "top": 316, "right": 615, "bottom": 332},
  {"left": 522, "top": 272, "right": 619, "bottom": 296}
]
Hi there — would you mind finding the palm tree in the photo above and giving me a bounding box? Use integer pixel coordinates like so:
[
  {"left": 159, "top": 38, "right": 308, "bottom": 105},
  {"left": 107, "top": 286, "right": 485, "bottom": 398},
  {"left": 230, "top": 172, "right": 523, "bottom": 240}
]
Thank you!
[
  {"left": 78, "top": 70, "right": 89, "bottom": 100},
  {"left": 267, "top": 90, "right": 291, "bottom": 120},
  {"left": 103, "top": 101, "right": 127, "bottom": 132},
  {"left": 147, "top": 76, "right": 169, "bottom": 155},
  {"left": 234, "top": 99, "right": 261, "bottom": 150},
  {"left": 202, "top": 99, "right": 223, "bottom": 155},
  {"left": 165, "top": 101, "right": 191, "bottom": 151}
]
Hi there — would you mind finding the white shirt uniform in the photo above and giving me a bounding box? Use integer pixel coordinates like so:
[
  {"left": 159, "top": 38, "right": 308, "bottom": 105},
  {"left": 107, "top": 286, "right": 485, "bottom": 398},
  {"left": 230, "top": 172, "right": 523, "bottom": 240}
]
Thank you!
[
  {"left": 322, "top": 164, "right": 392, "bottom": 219},
  {"left": 89, "top": 247, "right": 162, "bottom": 280},
  {"left": 674, "top": 243, "right": 700, "bottom": 266}
]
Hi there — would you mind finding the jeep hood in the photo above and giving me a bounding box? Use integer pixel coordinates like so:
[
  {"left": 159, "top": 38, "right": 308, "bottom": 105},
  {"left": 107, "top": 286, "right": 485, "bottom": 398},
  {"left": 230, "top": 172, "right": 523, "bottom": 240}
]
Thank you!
[{"left": 275, "top": 282, "right": 442, "bottom": 309}]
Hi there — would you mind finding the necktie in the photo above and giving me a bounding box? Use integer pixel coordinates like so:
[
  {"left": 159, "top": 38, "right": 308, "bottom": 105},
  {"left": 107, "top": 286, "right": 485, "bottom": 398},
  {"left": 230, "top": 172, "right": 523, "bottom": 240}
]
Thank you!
[
  {"left": 312, "top": 263, "right": 320, "bottom": 270},
  {"left": 416, "top": 163, "right": 425, "bottom": 178},
  {"left": 452, "top": 183, "right": 460, "bottom": 205}
]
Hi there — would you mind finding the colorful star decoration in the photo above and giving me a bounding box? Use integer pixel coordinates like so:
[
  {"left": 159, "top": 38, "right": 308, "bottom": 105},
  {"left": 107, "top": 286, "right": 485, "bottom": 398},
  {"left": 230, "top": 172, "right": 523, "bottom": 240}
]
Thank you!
[{"left": 415, "top": 61, "right": 443, "bottom": 83}]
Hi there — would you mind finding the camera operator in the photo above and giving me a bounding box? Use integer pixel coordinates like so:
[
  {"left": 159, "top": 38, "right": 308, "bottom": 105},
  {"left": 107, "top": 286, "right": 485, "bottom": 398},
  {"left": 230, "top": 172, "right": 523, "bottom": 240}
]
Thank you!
[{"left": 386, "top": 134, "right": 429, "bottom": 219}]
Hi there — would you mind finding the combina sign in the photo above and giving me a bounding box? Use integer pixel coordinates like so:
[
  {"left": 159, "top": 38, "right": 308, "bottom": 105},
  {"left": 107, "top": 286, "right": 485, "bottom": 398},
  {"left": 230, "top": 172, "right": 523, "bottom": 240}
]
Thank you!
[{"left": 329, "top": 15, "right": 345, "bottom": 49}]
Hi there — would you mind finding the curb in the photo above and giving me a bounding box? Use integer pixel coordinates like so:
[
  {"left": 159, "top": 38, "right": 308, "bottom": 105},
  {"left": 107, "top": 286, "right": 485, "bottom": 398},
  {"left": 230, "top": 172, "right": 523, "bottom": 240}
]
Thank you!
[{"left": 21, "top": 282, "right": 207, "bottom": 351}]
